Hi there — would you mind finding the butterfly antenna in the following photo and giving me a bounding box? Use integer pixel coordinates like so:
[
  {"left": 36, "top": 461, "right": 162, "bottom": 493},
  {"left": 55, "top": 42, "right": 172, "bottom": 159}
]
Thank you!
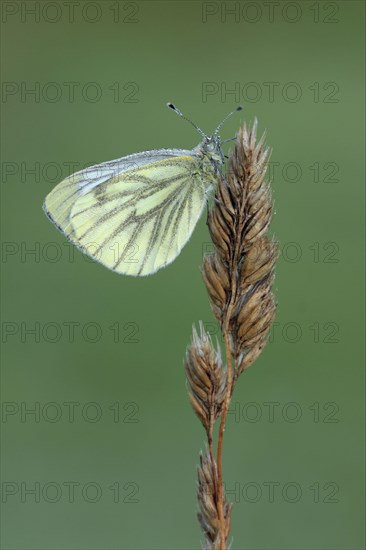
[
  {"left": 222, "top": 137, "right": 237, "bottom": 144},
  {"left": 213, "top": 105, "right": 243, "bottom": 136},
  {"left": 167, "top": 103, "right": 207, "bottom": 138}
]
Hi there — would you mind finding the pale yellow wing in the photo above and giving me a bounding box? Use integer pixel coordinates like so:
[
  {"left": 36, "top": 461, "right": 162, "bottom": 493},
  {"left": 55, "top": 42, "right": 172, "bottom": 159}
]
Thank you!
[{"left": 44, "top": 157, "right": 208, "bottom": 276}]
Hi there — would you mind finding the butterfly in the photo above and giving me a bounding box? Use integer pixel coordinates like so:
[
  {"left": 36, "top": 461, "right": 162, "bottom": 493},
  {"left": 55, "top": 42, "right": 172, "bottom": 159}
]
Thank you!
[{"left": 43, "top": 103, "right": 242, "bottom": 276}]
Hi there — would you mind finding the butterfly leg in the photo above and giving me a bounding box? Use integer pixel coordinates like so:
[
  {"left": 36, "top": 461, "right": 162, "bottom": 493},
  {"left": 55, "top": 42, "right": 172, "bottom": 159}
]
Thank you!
[{"left": 205, "top": 187, "right": 224, "bottom": 208}]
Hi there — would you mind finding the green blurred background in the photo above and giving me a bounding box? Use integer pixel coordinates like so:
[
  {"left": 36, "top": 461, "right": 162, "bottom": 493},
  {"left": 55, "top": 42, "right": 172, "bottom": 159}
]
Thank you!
[{"left": 1, "top": 1, "right": 364, "bottom": 548}]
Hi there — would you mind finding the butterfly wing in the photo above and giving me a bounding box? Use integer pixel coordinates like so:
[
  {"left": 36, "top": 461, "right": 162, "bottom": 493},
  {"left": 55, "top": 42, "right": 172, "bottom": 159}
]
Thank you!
[
  {"left": 43, "top": 148, "right": 192, "bottom": 232},
  {"left": 44, "top": 153, "right": 211, "bottom": 276}
]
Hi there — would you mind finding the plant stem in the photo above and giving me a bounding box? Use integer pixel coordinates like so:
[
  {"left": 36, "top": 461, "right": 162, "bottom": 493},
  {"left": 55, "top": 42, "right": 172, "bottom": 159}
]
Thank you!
[
  {"left": 216, "top": 185, "right": 244, "bottom": 548},
  {"left": 216, "top": 270, "right": 238, "bottom": 549},
  {"left": 208, "top": 419, "right": 217, "bottom": 498},
  {"left": 216, "top": 328, "right": 233, "bottom": 550}
]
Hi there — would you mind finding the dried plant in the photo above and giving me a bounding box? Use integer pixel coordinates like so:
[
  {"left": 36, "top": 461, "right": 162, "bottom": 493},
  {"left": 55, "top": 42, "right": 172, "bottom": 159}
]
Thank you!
[
  {"left": 184, "top": 120, "right": 277, "bottom": 549},
  {"left": 197, "top": 449, "right": 232, "bottom": 549}
]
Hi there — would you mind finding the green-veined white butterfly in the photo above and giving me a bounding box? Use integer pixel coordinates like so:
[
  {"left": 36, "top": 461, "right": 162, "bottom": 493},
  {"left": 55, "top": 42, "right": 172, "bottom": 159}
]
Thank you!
[{"left": 43, "top": 104, "right": 242, "bottom": 276}]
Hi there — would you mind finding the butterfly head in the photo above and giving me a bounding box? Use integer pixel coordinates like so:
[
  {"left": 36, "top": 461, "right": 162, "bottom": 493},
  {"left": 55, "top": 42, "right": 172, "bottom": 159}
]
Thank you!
[
  {"left": 201, "top": 135, "right": 225, "bottom": 165},
  {"left": 167, "top": 103, "right": 243, "bottom": 167}
]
